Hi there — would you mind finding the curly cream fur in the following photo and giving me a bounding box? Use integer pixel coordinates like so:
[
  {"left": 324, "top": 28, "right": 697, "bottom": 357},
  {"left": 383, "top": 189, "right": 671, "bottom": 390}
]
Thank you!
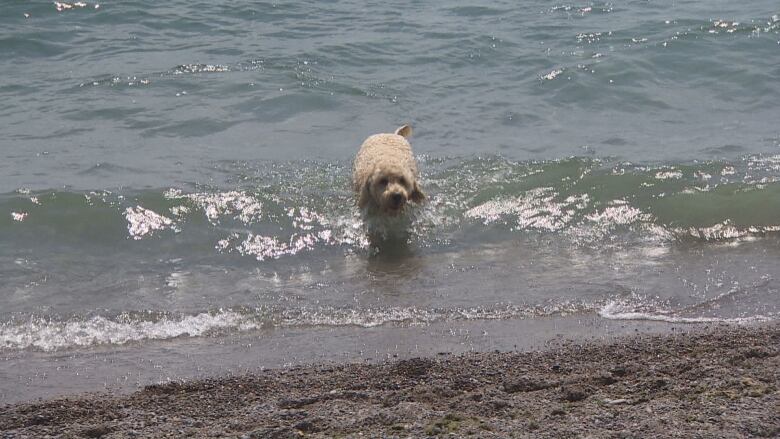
[{"left": 353, "top": 125, "right": 424, "bottom": 216}]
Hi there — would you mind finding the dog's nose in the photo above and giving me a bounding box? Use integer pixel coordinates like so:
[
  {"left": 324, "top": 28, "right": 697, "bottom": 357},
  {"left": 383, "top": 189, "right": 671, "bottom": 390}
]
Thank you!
[{"left": 390, "top": 192, "right": 404, "bottom": 206}]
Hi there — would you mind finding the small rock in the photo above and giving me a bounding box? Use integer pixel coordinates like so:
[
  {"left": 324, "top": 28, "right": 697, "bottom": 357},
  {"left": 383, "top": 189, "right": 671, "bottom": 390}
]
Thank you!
[
  {"left": 278, "top": 396, "right": 319, "bottom": 409},
  {"left": 393, "top": 358, "right": 433, "bottom": 378},
  {"left": 489, "top": 399, "right": 511, "bottom": 410},
  {"left": 550, "top": 408, "right": 566, "bottom": 416},
  {"left": 503, "top": 377, "right": 550, "bottom": 393},
  {"left": 82, "top": 425, "right": 114, "bottom": 438},
  {"left": 610, "top": 366, "right": 629, "bottom": 377},
  {"left": 444, "top": 413, "right": 463, "bottom": 421},
  {"left": 425, "top": 424, "right": 444, "bottom": 435},
  {"left": 741, "top": 377, "right": 769, "bottom": 397},
  {"left": 294, "top": 420, "right": 317, "bottom": 433},
  {"left": 561, "top": 385, "right": 590, "bottom": 402},
  {"left": 248, "top": 428, "right": 297, "bottom": 439},
  {"left": 603, "top": 398, "right": 630, "bottom": 405},
  {"left": 594, "top": 373, "right": 617, "bottom": 385},
  {"left": 649, "top": 378, "right": 668, "bottom": 390},
  {"left": 739, "top": 347, "right": 774, "bottom": 360},
  {"left": 26, "top": 414, "right": 52, "bottom": 426}
]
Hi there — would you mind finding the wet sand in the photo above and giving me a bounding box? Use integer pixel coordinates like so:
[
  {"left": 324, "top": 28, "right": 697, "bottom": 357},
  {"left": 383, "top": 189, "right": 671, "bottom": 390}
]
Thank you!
[{"left": 1, "top": 323, "right": 777, "bottom": 438}]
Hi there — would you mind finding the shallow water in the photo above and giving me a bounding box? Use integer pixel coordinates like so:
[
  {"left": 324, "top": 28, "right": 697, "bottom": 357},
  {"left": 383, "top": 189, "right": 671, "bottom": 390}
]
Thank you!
[{"left": 1, "top": 0, "right": 779, "bottom": 403}]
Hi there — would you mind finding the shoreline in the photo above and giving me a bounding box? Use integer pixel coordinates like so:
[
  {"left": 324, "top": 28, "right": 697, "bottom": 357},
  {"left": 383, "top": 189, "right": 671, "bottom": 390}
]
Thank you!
[{"left": 1, "top": 323, "right": 777, "bottom": 438}]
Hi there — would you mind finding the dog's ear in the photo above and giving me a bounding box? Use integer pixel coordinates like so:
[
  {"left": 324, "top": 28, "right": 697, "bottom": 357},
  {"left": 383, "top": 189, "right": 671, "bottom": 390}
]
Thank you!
[
  {"left": 394, "top": 124, "right": 412, "bottom": 138},
  {"left": 410, "top": 181, "right": 425, "bottom": 203},
  {"left": 357, "top": 176, "right": 372, "bottom": 209}
]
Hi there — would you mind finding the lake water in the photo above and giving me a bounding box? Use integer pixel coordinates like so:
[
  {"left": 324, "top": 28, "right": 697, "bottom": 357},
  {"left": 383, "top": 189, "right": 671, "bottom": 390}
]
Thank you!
[{"left": 1, "top": 0, "right": 779, "bottom": 403}]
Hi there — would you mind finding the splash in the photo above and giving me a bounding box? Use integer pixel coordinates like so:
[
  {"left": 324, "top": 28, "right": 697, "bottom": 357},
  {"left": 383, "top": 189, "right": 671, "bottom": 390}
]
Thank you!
[
  {"left": 124, "top": 206, "right": 176, "bottom": 240},
  {"left": 165, "top": 189, "right": 262, "bottom": 224},
  {"left": 3, "top": 155, "right": 780, "bottom": 260},
  {"left": 541, "top": 68, "right": 565, "bottom": 80},
  {"left": 11, "top": 211, "right": 28, "bottom": 222},
  {"left": 237, "top": 231, "right": 333, "bottom": 261},
  {"left": 466, "top": 188, "right": 588, "bottom": 232}
]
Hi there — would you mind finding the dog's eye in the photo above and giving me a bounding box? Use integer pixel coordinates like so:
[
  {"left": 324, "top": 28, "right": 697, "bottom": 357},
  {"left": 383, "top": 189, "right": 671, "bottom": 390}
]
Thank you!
[
  {"left": 399, "top": 177, "right": 407, "bottom": 186},
  {"left": 379, "top": 177, "right": 388, "bottom": 186}
]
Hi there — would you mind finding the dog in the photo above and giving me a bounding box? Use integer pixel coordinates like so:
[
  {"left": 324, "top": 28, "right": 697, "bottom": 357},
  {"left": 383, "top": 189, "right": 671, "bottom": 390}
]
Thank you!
[{"left": 353, "top": 124, "right": 425, "bottom": 217}]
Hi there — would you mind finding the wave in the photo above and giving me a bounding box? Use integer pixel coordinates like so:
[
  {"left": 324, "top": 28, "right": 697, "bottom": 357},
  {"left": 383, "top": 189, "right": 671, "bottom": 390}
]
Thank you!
[
  {"left": 5, "top": 295, "right": 775, "bottom": 352},
  {"left": 1, "top": 303, "right": 592, "bottom": 352},
  {"left": 3, "top": 156, "right": 780, "bottom": 259},
  {"left": 598, "top": 301, "right": 774, "bottom": 325}
]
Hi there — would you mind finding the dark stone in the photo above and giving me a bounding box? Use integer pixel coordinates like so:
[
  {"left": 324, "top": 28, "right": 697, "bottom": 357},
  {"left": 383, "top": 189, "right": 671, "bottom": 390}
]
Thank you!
[
  {"left": 393, "top": 358, "right": 434, "bottom": 378},
  {"left": 610, "top": 366, "right": 629, "bottom": 377},
  {"left": 503, "top": 377, "right": 551, "bottom": 393},
  {"left": 294, "top": 420, "right": 318, "bottom": 433},
  {"left": 594, "top": 374, "right": 617, "bottom": 385},
  {"left": 550, "top": 408, "right": 566, "bottom": 417},
  {"left": 329, "top": 391, "right": 369, "bottom": 401},
  {"left": 25, "top": 414, "right": 52, "bottom": 426},
  {"left": 560, "top": 386, "right": 589, "bottom": 402},
  {"left": 444, "top": 413, "right": 463, "bottom": 421},
  {"left": 277, "top": 396, "right": 319, "bottom": 409},
  {"left": 248, "top": 427, "right": 299, "bottom": 439},
  {"left": 143, "top": 382, "right": 182, "bottom": 394},
  {"left": 739, "top": 347, "right": 775, "bottom": 359},
  {"left": 489, "top": 399, "right": 511, "bottom": 410},
  {"left": 649, "top": 378, "right": 668, "bottom": 390},
  {"left": 82, "top": 424, "right": 114, "bottom": 438}
]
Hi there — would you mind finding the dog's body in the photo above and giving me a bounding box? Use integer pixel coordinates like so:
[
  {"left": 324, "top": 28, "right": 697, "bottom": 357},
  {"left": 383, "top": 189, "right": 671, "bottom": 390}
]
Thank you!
[{"left": 353, "top": 125, "right": 424, "bottom": 217}]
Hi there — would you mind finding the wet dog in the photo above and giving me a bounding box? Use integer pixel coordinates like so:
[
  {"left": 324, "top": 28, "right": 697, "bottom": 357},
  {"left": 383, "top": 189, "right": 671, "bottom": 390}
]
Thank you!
[{"left": 352, "top": 124, "right": 425, "bottom": 217}]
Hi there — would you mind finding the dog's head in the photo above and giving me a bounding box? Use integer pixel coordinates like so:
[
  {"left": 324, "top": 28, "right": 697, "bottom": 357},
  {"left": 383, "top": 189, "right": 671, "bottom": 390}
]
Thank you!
[
  {"left": 358, "top": 125, "right": 424, "bottom": 215},
  {"left": 361, "top": 165, "right": 424, "bottom": 215}
]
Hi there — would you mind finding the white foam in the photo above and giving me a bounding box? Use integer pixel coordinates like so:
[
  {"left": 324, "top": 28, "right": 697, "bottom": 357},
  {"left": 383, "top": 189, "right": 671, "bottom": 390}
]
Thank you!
[
  {"left": 54, "top": 1, "right": 90, "bottom": 12},
  {"left": 654, "top": 170, "right": 683, "bottom": 180},
  {"left": 238, "top": 231, "right": 335, "bottom": 261},
  {"left": 0, "top": 303, "right": 594, "bottom": 351},
  {"left": 0, "top": 311, "right": 256, "bottom": 352},
  {"left": 584, "top": 202, "right": 649, "bottom": 226},
  {"left": 541, "top": 68, "right": 564, "bottom": 80},
  {"left": 124, "top": 206, "right": 176, "bottom": 240},
  {"left": 11, "top": 211, "right": 28, "bottom": 222},
  {"left": 465, "top": 188, "right": 588, "bottom": 232},
  {"left": 679, "top": 221, "right": 780, "bottom": 241},
  {"left": 163, "top": 189, "right": 368, "bottom": 257},
  {"left": 165, "top": 190, "right": 262, "bottom": 224},
  {"left": 598, "top": 301, "right": 773, "bottom": 324}
]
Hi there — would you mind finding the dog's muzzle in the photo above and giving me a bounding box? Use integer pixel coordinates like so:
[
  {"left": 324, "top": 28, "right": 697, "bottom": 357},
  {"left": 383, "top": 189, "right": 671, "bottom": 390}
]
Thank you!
[{"left": 389, "top": 192, "right": 405, "bottom": 208}]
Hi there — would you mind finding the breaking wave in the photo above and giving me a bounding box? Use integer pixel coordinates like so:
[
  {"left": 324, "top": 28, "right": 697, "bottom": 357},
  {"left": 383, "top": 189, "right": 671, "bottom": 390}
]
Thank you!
[
  {"left": 599, "top": 301, "right": 774, "bottom": 324},
  {"left": 3, "top": 155, "right": 780, "bottom": 260},
  {"left": 1, "top": 302, "right": 593, "bottom": 352}
]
